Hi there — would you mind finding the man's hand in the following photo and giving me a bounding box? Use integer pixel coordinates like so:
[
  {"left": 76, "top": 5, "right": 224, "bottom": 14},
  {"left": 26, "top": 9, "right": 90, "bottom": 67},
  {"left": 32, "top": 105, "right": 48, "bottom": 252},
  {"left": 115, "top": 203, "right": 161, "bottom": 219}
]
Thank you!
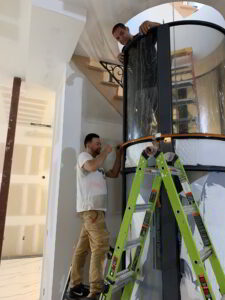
[
  {"left": 144, "top": 142, "right": 159, "bottom": 157},
  {"left": 139, "top": 21, "right": 160, "bottom": 35},
  {"left": 117, "top": 53, "right": 124, "bottom": 64},
  {"left": 106, "top": 144, "right": 122, "bottom": 178},
  {"left": 115, "top": 143, "right": 123, "bottom": 156}
]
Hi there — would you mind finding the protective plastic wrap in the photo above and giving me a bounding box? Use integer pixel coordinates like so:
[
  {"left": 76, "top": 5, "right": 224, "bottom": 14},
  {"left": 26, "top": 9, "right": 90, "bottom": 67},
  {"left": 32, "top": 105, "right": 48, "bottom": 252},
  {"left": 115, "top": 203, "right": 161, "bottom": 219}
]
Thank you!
[
  {"left": 125, "top": 32, "right": 158, "bottom": 140},
  {"left": 171, "top": 25, "right": 225, "bottom": 134},
  {"left": 125, "top": 142, "right": 155, "bottom": 168},
  {"left": 125, "top": 139, "right": 225, "bottom": 168},
  {"left": 180, "top": 171, "right": 225, "bottom": 299}
]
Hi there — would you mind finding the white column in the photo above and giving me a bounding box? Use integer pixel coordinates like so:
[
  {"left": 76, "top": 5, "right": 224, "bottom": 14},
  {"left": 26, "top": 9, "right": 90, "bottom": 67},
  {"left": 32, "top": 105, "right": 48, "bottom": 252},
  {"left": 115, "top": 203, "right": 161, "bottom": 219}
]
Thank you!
[{"left": 40, "top": 68, "right": 66, "bottom": 300}]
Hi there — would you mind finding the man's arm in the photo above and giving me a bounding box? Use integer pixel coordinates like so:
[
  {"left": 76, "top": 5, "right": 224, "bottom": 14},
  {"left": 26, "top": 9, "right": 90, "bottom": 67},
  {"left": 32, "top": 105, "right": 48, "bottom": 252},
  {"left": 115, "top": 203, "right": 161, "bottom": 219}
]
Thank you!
[
  {"left": 118, "top": 52, "right": 124, "bottom": 64},
  {"left": 106, "top": 145, "right": 122, "bottom": 178},
  {"left": 139, "top": 21, "right": 161, "bottom": 35},
  {"left": 83, "top": 145, "right": 112, "bottom": 172}
]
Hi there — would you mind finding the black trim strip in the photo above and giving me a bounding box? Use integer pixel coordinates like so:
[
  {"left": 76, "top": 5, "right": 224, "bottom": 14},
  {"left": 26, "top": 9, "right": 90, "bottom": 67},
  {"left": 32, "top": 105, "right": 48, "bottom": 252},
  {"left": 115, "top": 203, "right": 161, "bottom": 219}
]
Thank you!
[
  {"left": 167, "top": 20, "right": 225, "bottom": 35},
  {"left": 123, "top": 165, "right": 225, "bottom": 174},
  {"left": 123, "top": 51, "right": 128, "bottom": 142},
  {"left": 184, "top": 165, "right": 225, "bottom": 172},
  {"left": 157, "top": 24, "right": 173, "bottom": 135}
]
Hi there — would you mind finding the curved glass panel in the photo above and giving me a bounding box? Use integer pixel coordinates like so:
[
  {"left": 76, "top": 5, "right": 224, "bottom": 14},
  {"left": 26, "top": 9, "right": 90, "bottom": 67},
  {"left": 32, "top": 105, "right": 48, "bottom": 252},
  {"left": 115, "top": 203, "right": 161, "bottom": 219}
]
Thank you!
[
  {"left": 125, "top": 23, "right": 225, "bottom": 140},
  {"left": 125, "top": 31, "right": 159, "bottom": 140},
  {"left": 170, "top": 24, "right": 225, "bottom": 134}
]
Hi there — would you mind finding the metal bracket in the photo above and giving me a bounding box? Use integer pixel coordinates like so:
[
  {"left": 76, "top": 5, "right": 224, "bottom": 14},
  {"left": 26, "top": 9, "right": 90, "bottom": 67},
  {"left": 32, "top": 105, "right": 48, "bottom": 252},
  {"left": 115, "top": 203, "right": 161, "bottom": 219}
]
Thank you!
[{"left": 100, "top": 61, "right": 123, "bottom": 88}]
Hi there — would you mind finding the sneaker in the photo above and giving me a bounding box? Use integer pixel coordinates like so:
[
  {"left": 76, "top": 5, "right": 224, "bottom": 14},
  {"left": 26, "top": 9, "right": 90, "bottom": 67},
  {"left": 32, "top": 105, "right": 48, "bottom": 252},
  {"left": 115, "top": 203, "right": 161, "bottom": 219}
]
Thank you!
[{"left": 69, "top": 283, "right": 89, "bottom": 298}]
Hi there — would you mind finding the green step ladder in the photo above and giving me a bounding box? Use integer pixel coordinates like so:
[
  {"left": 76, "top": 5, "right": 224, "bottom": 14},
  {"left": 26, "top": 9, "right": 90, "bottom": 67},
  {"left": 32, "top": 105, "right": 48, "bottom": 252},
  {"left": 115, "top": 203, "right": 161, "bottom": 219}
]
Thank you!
[{"left": 100, "top": 147, "right": 225, "bottom": 300}]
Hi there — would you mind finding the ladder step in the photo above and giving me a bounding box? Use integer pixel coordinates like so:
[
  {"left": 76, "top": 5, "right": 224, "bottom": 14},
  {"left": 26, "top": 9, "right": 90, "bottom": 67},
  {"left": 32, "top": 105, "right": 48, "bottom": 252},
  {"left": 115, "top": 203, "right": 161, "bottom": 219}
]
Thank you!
[
  {"left": 145, "top": 167, "right": 180, "bottom": 176},
  {"left": 172, "top": 79, "right": 193, "bottom": 88},
  {"left": 144, "top": 167, "right": 161, "bottom": 174},
  {"left": 172, "top": 98, "right": 196, "bottom": 105},
  {"left": 168, "top": 167, "right": 180, "bottom": 175},
  {"left": 200, "top": 246, "right": 213, "bottom": 262},
  {"left": 112, "top": 270, "right": 135, "bottom": 293},
  {"left": 183, "top": 204, "right": 197, "bottom": 215},
  {"left": 124, "top": 238, "right": 141, "bottom": 250},
  {"left": 171, "top": 63, "right": 192, "bottom": 71},
  {"left": 171, "top": 70, "right": 192, "bottom": 76},
  {"left": 194, "top": 215, "right": 211, "bottom": 247},
  {"left": 173, "top": 117, "right": 197, "bottom": 123},
  {"left": 116, "top": 268, "right": 131, "bottom": 278},
  {"left": 135, "top": 203, "right": 153, "bottom": 212}
]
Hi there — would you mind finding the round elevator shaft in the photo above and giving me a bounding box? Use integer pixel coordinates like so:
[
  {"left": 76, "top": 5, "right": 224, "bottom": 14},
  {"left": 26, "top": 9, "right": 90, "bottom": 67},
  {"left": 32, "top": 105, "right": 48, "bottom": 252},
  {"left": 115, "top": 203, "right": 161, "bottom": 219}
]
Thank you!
[{"left": 122, "top": 21, "right": 225, "bottom": 300}]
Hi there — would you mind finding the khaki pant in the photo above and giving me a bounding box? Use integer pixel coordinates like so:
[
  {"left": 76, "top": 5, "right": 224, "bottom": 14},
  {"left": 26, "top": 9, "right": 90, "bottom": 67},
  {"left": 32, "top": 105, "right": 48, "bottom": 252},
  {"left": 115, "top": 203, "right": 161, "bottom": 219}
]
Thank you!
[{"left": 70, "top": 210, "right": 109, "bottom": 294}]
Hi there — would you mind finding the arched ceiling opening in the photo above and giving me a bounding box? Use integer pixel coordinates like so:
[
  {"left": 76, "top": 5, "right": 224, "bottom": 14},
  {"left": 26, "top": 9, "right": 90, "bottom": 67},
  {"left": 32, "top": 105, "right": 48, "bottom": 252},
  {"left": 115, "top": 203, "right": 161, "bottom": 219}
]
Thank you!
[{"left": 73, "top": 0, "right": 225, "bottom": 62}]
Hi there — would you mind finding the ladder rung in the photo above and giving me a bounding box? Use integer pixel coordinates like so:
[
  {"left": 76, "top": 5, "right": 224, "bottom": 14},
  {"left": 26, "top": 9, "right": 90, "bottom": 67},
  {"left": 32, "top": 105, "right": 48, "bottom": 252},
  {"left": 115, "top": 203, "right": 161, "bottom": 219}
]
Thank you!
[
  {"left": 172, "top": 98, "right": 196, "bottom": 105},
  {"left": 124, "top": 238, "right": 141, "bottom": 250},
  {"left": 144, "top": 167, "right": 161, "bottom": 174},
  {"left": 168, "top": 167, "right": 180, "bottom": 175},
  {"left": 171, "top": 70, "right": 192, "bottom": 76},
  {"left": 171, "top": 63, "right": 192, "bottom": 71},
  {"left": 145, "top": 167, "right": 180, "bottom": 176},
  {"left": 183, "top": 204, "right": 197, "bottom": 215},
  {"left": 172, "top": 79, "right": 193, "bottom": 88},
  {"left": 200, "top": 246, "right": 213, "bottom": 262},
  {"left": 116, "top": 268, "right": 130, "bottom": 278},
  {"left": 173, "top": 117, "right": 197, "bottom": 123},
  {"left": 135, "top": 204, "right": 152, "bottom": 212},
  {"left": 112, "top": 270, "right": 135, "bottom": 293}
]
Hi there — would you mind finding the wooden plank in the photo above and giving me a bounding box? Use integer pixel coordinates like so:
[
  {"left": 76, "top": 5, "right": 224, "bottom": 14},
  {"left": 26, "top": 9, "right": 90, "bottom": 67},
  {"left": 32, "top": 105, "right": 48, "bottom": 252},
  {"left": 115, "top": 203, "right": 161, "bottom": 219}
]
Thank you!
[
  {"left": 171, "top": 47, "right": 193, "bottom": 58},
  {"left": 0, "top": 77, "right": 21, "bottom": 260}
]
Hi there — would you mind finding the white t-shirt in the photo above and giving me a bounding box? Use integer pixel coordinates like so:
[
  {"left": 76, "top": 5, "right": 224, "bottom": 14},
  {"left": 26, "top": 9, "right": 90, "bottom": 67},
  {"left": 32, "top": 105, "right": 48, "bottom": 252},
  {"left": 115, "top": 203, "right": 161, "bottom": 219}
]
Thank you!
[{"left": 76, "top": 152, "right": 107, "bottom": 212}]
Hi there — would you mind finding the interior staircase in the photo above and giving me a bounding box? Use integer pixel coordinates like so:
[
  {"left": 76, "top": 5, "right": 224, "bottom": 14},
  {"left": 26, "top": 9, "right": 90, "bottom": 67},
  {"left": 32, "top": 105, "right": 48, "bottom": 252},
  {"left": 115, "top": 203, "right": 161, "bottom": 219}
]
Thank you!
[
  {"left": 171, "top": 2, "right": 198, "bottom": 17},
  {"left": 72, "top": 55, "right": 123, "bottom": 116}
]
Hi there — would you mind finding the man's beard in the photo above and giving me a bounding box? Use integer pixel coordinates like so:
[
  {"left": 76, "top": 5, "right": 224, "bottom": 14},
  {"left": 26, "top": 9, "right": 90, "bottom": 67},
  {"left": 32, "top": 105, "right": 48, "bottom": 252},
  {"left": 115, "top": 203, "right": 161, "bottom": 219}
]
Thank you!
[{"left": 94, "top": 149, "right": 101, "bottom": 156}]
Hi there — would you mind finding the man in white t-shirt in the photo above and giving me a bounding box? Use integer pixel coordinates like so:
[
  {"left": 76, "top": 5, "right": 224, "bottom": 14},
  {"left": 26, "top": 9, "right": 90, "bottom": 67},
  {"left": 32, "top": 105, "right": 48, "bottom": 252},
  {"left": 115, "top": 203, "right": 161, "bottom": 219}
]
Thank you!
[{"left": 69, "top": 133, "right": 122, "bottom": 300}]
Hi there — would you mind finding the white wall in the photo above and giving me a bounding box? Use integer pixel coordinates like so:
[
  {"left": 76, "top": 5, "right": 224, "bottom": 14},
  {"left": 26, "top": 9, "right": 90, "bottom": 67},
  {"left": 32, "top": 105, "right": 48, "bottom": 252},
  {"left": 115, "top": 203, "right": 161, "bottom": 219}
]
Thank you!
[
  {"left": 188, "top": 4, "right": 225, "bottom": 27},
  {"left": 80, "top": 69, "right": 123, "bottom": 252},
  {"left": 0, "top": 78, "right": 55, "bottom": 259},
  {"left": 40, "top": 66, "right": 67, "bottom": 300}
]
